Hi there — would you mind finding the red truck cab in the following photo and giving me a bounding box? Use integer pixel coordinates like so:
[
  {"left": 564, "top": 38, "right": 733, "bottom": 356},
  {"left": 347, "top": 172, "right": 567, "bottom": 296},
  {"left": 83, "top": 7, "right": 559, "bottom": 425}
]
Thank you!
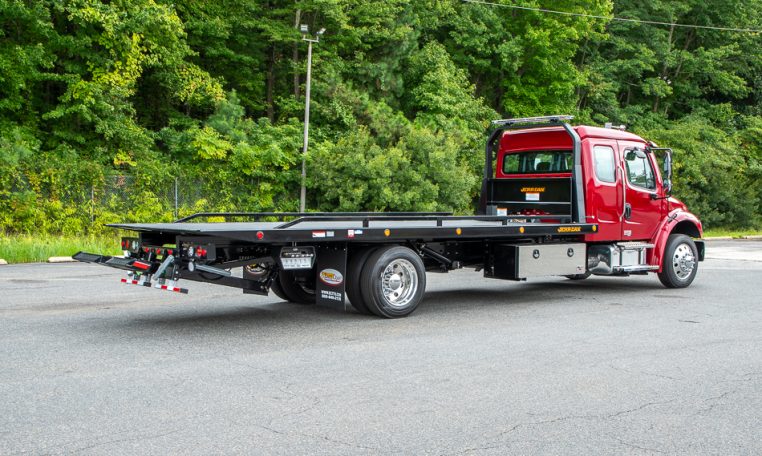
[{"left": 481, "top": 116, "right": 704, "bottom": 288}]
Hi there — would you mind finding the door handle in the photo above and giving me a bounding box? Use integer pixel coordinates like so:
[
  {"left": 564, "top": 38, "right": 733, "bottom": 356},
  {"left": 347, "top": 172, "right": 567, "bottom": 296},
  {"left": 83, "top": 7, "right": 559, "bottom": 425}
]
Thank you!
[{"left": 624, "top": 203, "right": 632, "bottom": 220}]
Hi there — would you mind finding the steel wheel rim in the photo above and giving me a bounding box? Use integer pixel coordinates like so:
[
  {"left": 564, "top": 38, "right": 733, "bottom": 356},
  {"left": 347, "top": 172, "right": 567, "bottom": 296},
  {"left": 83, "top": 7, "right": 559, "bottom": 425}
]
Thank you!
[
  {"left": 380, "top": 259, "right": 418, "bottom": 308},
  {"left": 672, "top": 243, "right": 696, "bottom": 280}
]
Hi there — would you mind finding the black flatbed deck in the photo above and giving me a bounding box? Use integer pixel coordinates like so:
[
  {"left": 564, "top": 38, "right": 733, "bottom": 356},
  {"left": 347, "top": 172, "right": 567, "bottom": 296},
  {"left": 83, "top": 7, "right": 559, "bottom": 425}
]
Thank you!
[{"left": 110, "top": 214, "right": 597, "bottom": 243}]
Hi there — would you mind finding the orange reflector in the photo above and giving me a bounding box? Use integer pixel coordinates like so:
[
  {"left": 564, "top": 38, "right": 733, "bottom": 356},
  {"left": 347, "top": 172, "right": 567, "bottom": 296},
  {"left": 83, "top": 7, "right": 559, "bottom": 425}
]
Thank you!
[
  {"left": 519, "top": 226, "right": 525, "bottom": 234},
  {"left": 593, "top": 225, "right": 598, "bottom": 232},
  {"left": 456, "top": 228, "right": 462, "bottom": 235},
  {"left": 384, "top": 229, "right": 391, "bottom": 237}
]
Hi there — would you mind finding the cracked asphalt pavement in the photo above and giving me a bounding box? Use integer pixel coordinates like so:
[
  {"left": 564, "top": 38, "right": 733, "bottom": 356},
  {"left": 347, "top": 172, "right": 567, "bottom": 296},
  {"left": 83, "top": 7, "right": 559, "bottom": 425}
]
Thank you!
[{"left": 1, "top": 240, "right": 760, "bottom": 455}]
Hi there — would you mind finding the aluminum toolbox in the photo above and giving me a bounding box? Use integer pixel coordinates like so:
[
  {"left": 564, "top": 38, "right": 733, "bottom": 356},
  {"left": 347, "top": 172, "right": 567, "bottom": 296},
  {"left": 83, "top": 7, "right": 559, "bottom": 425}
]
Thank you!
[{"left": 493, "top": 243, "right": 586, "bottom": 279}]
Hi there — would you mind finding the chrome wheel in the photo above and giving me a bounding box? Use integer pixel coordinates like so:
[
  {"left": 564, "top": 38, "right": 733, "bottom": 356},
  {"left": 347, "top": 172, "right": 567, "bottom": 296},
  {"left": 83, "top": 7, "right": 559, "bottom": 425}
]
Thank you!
[
  {"left": 672, "top": 243, "right": 696, "bottom": 280},
  {"left": 380, "top": 259, "right": 419, "bottom": 309},
  {"left": 361, "top": 246, "right": 426, "bottom": 318}
]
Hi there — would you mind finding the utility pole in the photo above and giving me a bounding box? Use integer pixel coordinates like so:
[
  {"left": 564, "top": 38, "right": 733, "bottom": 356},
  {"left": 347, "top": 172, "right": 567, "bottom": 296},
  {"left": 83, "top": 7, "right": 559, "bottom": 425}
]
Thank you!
[{"left": 299, "top": 25, "right": 325, "bottom": 213}]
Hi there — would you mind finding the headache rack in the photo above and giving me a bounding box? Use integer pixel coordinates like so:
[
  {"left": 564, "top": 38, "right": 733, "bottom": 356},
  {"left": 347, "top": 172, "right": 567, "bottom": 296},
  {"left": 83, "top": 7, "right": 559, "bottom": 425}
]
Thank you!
[{"left": 478, "top": 115, "right": 585, "bottom": 224}]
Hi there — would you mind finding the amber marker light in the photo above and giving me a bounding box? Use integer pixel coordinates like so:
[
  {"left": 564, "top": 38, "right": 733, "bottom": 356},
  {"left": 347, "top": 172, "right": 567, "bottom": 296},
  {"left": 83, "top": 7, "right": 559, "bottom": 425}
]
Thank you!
[
  {"left": 456, "top": 228, "right": 462, "bottom": 235},
  {"left": 519, "top": 226, "right": 525, "bottom": 233},
  {"left": 384, "top": 229, "right": 391, "bottom": 237},
  {"left": 592, "top": 225, "right": 598, "bottom": 232}
]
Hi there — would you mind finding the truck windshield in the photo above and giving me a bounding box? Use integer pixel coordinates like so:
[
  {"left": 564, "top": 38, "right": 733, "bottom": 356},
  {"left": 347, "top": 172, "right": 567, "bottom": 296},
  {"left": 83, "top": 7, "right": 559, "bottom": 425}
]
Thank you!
[{"left": 502, "top": 150, "right": 572, "bottom": 174}]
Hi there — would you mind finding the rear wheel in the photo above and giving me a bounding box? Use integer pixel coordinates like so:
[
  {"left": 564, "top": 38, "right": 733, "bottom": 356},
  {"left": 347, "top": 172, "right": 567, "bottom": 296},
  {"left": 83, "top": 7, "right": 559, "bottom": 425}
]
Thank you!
[
  {"left": 346, "top": 247, "right": 376, "bottom": 315},
  {"left": 360, "top": 246, "right": 425, "bottom": 318},
  {"left": 245, "top": 264, "right": 290, "bottom": 301},
  {"left": 269, "top": 276, "right": 290, "bottom": 301},
  {"left": 277, "top": 269, "right": 317, "bottom": 304},
  {"left": 658, "top": 234, "right": 698, "bottom": 288}
]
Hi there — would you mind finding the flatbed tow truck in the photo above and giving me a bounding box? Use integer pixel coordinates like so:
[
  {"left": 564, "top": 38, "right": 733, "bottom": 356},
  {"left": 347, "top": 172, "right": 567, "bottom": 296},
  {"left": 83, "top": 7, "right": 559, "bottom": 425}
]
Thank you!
[{"left": 75, "top": 116, "right": 705, "bottom": 318}]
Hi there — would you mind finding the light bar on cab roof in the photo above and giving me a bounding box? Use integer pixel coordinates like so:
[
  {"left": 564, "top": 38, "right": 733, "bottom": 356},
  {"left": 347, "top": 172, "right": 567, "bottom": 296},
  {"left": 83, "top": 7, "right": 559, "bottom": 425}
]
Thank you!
[{"left": 491, "top": 115, "right": 574, "bottom": 126}]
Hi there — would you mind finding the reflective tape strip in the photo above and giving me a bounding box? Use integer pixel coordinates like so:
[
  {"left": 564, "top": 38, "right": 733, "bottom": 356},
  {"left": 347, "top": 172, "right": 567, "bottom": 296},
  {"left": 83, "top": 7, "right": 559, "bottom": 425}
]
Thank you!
[{"left": 122, "top": 278, "right": 187, "bottom": 293}]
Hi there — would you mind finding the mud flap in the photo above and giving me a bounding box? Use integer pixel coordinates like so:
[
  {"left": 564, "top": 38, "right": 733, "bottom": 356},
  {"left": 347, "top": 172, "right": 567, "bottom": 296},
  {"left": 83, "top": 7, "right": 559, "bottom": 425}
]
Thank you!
[
  {"left": 694, "top": 240, "right": 705, "bottom": 261},
  {"left": 315, "top": 243, "right": 348, "bottom": 311}
]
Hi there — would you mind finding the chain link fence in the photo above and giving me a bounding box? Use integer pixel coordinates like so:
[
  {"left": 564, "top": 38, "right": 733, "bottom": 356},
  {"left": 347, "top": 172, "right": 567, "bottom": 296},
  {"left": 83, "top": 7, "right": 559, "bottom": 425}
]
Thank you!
[
  {"left": 91, "top": 174, "right": 211, "bottom": 221},
  {"left": 2, "top": 170, "right": 299, "bottom": 234}
]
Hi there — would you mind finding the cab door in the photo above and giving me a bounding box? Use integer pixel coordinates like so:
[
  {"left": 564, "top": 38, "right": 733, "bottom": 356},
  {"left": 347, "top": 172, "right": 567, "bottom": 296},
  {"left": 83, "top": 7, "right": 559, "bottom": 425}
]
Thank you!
[
  {"left": 618, "top": 141, "right": 664, "bottom": 241},
  {"left": 585, "top": 140, "right": 622, "bottom": 241}
]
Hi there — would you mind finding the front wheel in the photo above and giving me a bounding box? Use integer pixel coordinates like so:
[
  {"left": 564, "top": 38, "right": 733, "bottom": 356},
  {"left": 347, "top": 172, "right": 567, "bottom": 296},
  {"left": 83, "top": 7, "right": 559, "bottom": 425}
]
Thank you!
[
  {"left": 360, "top": 246, "right": 426, "bottom": 318},
  {"left": 658, "top": 234, "right": 699, "bottom": 288}
]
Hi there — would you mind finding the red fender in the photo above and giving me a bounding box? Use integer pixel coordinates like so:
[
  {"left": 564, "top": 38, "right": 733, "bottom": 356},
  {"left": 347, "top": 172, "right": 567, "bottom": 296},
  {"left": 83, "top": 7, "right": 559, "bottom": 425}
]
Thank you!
[{"left": 648, "top": 209, "right": 703, "bottom": 272}]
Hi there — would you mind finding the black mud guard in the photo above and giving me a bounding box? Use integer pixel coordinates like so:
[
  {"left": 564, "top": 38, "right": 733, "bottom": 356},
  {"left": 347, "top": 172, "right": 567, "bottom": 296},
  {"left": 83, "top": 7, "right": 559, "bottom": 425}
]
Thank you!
[{"left": 315, "top": 243, "right": 348, "bottom": 311}]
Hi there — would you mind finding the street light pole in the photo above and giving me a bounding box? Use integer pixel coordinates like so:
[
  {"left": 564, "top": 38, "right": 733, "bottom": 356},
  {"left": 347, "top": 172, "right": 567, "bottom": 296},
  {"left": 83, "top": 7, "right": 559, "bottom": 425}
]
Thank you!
[{"left": 299, "top": 25, "right": 325, "bottom": 213}]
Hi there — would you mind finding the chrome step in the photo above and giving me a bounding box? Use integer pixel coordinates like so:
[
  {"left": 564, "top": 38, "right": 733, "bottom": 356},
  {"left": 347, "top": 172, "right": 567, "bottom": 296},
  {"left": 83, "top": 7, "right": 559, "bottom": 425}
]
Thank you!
[
  {"left": 616, "top": 242, "right": 655, "bottom": 250},
  {"left": 613, "top": 265, "right": 659, "bottom": 273}
]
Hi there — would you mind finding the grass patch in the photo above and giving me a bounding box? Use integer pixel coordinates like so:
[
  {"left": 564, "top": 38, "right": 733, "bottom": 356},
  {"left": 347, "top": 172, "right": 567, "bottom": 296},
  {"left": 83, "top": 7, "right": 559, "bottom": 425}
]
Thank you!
[
  {"left": 703, "top": 228, "right": 762, "bottom": 238},
  {"left": 0, "top": 234, "right": 122, "bottom": 264}
]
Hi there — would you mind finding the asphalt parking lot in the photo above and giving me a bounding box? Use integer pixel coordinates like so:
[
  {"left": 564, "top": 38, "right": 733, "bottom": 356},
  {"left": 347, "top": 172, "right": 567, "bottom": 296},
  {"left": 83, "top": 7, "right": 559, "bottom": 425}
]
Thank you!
[{"left": 1, "top": 240, "right": 760, "bottom": 455}]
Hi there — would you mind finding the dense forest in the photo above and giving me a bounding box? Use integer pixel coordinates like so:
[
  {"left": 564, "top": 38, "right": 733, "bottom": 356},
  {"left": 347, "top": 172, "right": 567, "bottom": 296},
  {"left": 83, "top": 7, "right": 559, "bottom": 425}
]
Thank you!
[{"left": 1, "top": 0, "right": 761, "bottom": 235}]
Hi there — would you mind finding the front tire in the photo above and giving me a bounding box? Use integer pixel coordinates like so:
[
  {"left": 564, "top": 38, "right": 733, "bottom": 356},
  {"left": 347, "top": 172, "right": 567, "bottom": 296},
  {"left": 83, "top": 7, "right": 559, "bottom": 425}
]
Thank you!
[
  {"left": 658, "top": 234, "right": 698, "bottom": 288},
  {"left": 360, "top": 246, "right": 426, "bottom": 318}
]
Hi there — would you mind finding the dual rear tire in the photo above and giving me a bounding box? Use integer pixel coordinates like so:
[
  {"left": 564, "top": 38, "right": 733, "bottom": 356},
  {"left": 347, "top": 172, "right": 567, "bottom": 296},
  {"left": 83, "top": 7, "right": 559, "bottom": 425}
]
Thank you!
[
  {"left": 349, "top": 246, "right": 426, "bottom": 318},
  {"left": 271, "top": 245, "right": 426, "bottom": 318},
  {"left": 273, "top": 269, "right": 316, "bottom": 304}
]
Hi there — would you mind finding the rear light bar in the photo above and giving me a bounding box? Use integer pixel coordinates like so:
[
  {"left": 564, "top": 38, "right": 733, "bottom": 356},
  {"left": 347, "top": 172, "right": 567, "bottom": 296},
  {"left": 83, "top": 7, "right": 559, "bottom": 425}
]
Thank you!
[
  {"left": 121, "top": 237, "right": 140, "bottom": 252},
  {"left": 183, "top": 243, "right": 215, "bottom": 260}
]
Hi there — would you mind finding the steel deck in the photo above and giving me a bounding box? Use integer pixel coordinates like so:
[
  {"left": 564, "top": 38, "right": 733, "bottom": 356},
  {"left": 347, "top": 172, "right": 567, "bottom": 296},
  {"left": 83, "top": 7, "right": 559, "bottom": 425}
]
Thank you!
[{"left": 110, "top": 216, "right": 597, "bottom": 244}]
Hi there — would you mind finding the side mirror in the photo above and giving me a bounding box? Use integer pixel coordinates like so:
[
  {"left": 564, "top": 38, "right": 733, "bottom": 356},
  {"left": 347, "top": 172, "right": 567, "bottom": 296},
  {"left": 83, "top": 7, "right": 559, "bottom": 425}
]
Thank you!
[
  {"left": 663, "top": 152, "right": 672, "bottom": 179},
  {"left": 662, "top": 151, "right": 672, "bottom": 195}
]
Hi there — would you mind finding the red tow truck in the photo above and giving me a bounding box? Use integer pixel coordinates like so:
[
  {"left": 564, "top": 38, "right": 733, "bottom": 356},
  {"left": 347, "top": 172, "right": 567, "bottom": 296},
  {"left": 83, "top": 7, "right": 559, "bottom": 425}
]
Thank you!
[{"left": 76, "top": 116, "right": 704, "bottom": 318}]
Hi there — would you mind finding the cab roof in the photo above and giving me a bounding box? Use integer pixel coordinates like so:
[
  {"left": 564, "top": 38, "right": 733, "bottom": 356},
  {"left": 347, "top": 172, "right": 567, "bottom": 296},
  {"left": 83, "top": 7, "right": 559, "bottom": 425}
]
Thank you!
[{"left": 500, "top": 125, "right": 646, "bottom": 152}]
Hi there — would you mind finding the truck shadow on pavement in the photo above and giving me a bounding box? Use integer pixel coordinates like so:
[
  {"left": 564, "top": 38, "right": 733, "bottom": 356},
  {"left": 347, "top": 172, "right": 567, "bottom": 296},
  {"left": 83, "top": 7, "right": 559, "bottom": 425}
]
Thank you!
[{"left": 95, "top": 276, "right": 677, "bottom": 338}]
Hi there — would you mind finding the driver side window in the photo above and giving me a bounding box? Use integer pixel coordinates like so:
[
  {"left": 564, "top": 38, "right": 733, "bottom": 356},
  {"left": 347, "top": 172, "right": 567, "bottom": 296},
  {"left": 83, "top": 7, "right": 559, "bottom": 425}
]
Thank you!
[{"left": 625, "top": 150, "right": 656, "bottom": 190}]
